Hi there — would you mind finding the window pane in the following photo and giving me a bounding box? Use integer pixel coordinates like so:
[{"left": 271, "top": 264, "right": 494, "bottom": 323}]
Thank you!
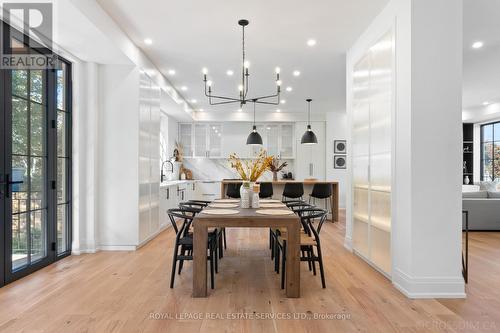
[
  {"left": 57, "top": 205, "right": 68, "bottom": 254},
  {"left": 482, "top": 142, "right": 494, "bottom": 160},
  {"left": 30, "top": 70, "right": 43, "bottom": 103},
  {"left": 30, "top": 157, "right": 45, "bottom": 210},
  {"left": 30, "top": 209, "right": 46, "bottom": 262},
  {"left": 12, "top": 156, "right": 28, "bottom": 214},
  {"left": 57, "top": 111, "right": 66, "bottom": 157},
  {"left": 495, "top": 123, "right": 500, "bottom": 142},
  {"left": 483, "top": 124, "right": 494, "bottom": 142},
  {"left": 12, "top": 213, "right": 28, "bottom": 270},
  {"left": 12, "top": 97, "right": 28, "bottom": 155},
  {"left": 483, "top": 159, "right": 493, "bottom": 181},
  {"left": 57, "top": 64, "right": 66, "bottom": 110},
  {"left": 12, "top": 70, "right": 28, "bottom": 98},
  {"left": 57, "top": 158, "right": 67, "bottom": 203},
  {"left": 31, "top": 103, "right": 45, "bottom": 156}
]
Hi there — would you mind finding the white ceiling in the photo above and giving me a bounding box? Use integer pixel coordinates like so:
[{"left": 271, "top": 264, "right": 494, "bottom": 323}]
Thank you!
[
  {"left": 463, "top": 0, "right": 500, "bottom": 120},
  {"left": 96, "top": 0, "right": 389, "bottom": 116}
]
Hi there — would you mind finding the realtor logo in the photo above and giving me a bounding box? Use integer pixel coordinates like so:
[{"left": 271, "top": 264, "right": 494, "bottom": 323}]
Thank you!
[{"left": 1, "top": 1, "right": 58, "bottom": 69}]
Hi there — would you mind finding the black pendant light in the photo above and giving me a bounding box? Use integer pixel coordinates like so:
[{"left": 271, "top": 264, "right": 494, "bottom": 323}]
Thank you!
[
  {"left": 246, "top": 99, "right": 263, "bottom": 145},
  {"left": 301, "top": 98, "right": 318, "bottom": 144}
]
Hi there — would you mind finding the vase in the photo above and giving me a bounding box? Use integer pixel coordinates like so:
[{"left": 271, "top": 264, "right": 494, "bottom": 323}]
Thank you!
[
  {"left": 464, "top": 176, "right": 470, "bottom": 185},
  {"left": 240, "top": 181, "right": 253, "bottom": 208},
  {"left": 272, "top": 171, "right": 278, "bottom": 181}
]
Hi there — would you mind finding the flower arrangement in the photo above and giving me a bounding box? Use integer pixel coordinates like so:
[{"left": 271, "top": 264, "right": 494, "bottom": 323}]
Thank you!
[
  {"left": 269, "top": 157, "right": 288, "bottom": 181},
  {"left": 229, "top": 149, "right": 273, "bottom": 182}
]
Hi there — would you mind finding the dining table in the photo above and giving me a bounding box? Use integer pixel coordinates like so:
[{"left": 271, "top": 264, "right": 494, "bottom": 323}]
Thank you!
[{"left": 192, "top": 206, "right": 301, "bottom": 298}]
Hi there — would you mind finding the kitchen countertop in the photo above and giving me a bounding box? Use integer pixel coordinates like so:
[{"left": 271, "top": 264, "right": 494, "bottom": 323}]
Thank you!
[
  {"left": 221, "top": 179, "right": 338, "bottom": 185},
  {"left": 160, "top": 180, "right": 221, "bottom": 187}
]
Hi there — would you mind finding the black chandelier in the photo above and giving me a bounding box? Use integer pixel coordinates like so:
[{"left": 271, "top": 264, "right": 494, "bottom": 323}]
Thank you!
[{"left": 203, "top": 19, "right": 281, "bottom": 107}]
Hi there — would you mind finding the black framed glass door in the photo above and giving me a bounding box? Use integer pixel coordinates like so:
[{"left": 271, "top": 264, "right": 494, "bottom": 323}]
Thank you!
[{"left": 0, "top": 22, "right": 72, "bottom": 286}]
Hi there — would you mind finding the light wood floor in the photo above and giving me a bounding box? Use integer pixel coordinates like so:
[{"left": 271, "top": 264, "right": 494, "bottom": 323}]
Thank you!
[{"left": 0, "top": 211, "right": 499, "bottom": 333}]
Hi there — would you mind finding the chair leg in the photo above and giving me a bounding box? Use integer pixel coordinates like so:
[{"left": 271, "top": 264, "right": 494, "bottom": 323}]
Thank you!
[
  {"left": 303, "top": 249, "right": 312, "bottom": 271},
  {"left": 275, "top": 242, "right": 280, "bottom": 274},
  {"left": 223, "top": 228, "right": 227, "bottom": 249},
  {"left": 270, "top": 230, "right": 275, "bottom": 260},
  {"left": 218, "top": 231, "right": 224, "bottom": 259},
  {"left": 210, "top": 244, "right": 215, "bottom": 289},
  {"left": 214, "top": 240, "right": 219, "bottom": 274},
  {"left": 178, "top": 245, "right": 185, "bottom": 275},
  {"left": 170, "top": 244, "right": 178, "bottom": 288},
  {"left": 310, "top": 246, "right": 317, "bottom": 276},
  {"left": 317, "top": 245, "right": 326, "bottom": 288},
  {"left": 281, "top": 241, "right": 286, "bottom": 290}
]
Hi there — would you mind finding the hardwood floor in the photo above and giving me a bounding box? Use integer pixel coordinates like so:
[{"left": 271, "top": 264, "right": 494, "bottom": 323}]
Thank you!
[{"left": 0, "top": 210, "right": 499, "bottom": 332}]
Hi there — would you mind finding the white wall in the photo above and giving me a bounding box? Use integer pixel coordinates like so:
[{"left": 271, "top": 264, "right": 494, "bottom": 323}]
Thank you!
[
  {"left": 347, "top": 0, "right": 464, "bottom": 298},
  {"left": 97, "top": 64, "right": 140, "bottom": 248},
  {"left": 326, "top": 112, "right": 348, "bottom": 208}
]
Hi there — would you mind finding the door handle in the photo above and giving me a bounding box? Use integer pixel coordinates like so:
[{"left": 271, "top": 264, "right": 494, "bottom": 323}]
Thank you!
[{"left": 1, "top": 174, "right": 23, "bottom": 198}]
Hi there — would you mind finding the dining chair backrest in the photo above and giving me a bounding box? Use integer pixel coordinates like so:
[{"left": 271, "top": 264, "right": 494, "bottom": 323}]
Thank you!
[
  {"left": 311, "top": 183, "right": 332, "bottom": 199},
  {"left": 259, "top": 182, "right": 274, "bottom": 198},
  {"left": 167, "top": 208, "right": 197, "bottom": 236},
  {"left": 179, "top": 201, "right": 205, "bottom": 212},
  {"left": 283, "top": 183, "right": 304, "bottom": 199},
  {"left": 188, "top": 200, "right": 211, "bottom": 206},
  {"left": 294, "top": 208, "right": 327, "bottom": 236},
  {"left": 226, "top": 183, "right": 242, "bottom": 198}
]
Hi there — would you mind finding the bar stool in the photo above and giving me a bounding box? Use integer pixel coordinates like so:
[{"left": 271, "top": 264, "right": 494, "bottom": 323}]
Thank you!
[
  {"left": 226, "top": 183, "right": 241, "bottom": 198},
  {"left": 259, "top": 182, "right": 274, "bottom": 199},
  {"left": 282, "top": 183, "right": 304, "bottom": 202},
  {"left": 309, "top": 184, "right": 333, "bottom": 221}
]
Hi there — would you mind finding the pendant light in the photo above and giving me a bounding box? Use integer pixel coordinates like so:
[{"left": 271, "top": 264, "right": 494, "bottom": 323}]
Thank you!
[
  {"left": 246, "top": 99, "right": 263, "bottom": 145},
  {"left": 301, "top": 98, "right": 318, "bottom": 144}
]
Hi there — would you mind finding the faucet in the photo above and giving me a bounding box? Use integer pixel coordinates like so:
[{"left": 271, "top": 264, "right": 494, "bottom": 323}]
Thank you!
[{"left": 161, "top": 160, "right": 174, "bottom": 182}]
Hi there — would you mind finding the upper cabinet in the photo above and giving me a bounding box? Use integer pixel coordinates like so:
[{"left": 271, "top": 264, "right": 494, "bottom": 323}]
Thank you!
[
  {"left": 179, "top": 122, "right": 294, "bottom": 159},
  {"left": 179, "top": 123, "right": 223, "bottom": 158}
]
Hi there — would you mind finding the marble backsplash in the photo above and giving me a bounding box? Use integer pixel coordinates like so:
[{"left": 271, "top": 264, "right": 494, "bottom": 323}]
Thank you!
[{"left": 183, "top": 158, "right": 295, "bottom": 181}]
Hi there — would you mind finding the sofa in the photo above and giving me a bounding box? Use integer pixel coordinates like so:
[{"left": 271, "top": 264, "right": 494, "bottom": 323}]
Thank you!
[{"left": 462, "top": 190, "right": 500, "bottom": 230}]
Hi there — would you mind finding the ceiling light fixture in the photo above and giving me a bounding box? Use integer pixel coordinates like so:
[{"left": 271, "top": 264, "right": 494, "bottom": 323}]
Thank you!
[
  {"left": 203, "top": 19, "right": 281, "bottom": 107},
  {"left": 293, "top": 70, "right": 301, "bottom": 76},
  {"left": 472, "top": 41, "right": 484, "bottom": 49},
  {"left": 168, "top": 69, "right": 176, "bottom": 75},
  {"left": 307, "top": 39, "right": 317, "bottom": 47},
  {"left": 191, "top": 99, "right": 197, "bottom": 103},
  {"left": 226, "top": 70, "right": 234, "bottom": 76},
  {"left": 286, "top": 87, "right": 292, "bottom": 92},
  {"left": 247, "top": 99, "right": 263, "bottom": 145},
  {"left": 180, "top": 86, "right": 188, "bottom": 91},
  {"left": 144, "top": 38, "right": 153, "bottom": 45},
  {"left": 301, "top": 99, "right": 318, "bottom": 145},
  {"left": 483, "top": 101, "right": 490, "bottom": 106},
  {"left": 281, "top": 100, "right": 286, "bottom": 104}
]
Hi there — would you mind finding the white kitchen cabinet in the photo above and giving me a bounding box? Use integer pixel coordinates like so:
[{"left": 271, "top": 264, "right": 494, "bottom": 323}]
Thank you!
[
  {"left": 179, "top": 123, "right": 193, "bottom": 157},
  {"left": 295, "top": 121, "right": 326, "bottom": 180},
  {"left": 280, "top": 124, "right": 294, "bottom": 158},
  {"left": 265, "top": 124, "right": 280, "bottom": 156},
  {"left": 193, "top": 181, "right": 221, "bottom": 201}
]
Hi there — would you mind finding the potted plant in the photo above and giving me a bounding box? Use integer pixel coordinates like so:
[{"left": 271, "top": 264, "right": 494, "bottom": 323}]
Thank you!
[{"left": 269, "top": 158, "right": 288, "bottom": 181}]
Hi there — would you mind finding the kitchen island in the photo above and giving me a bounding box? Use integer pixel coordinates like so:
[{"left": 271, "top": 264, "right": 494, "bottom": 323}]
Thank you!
[{"left": 220, "top": 180, "right": 339, "bottom": 222}]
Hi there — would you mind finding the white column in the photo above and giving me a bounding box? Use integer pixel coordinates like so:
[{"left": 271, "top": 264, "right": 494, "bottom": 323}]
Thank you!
[{"left": 347, "top": 0, "right": 464, "bottom": 298}]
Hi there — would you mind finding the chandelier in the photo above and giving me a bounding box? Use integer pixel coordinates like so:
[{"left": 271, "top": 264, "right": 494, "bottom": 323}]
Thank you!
[{"left": 203, "top": 19, "right": 281, "bottom": 108}]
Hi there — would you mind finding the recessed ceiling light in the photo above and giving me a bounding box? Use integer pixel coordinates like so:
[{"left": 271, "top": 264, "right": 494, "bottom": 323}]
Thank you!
[
  {"left": 472, "top": 41, "right": 484, "bottom": 49},
  {"left": 199, "top": 108, "right": 204, "bottom": 112},
  {"left": 191, "top": 99, "right": 197, "bottom": 104},
  {"left": 180, "top": 86, "right": 188, "bottom": 91},
  {"left": 237, "top": 108, "right": 242, "bottom": 112},
  {"left": 144, "top": 38, "right": 153, "bottom": 45},
  {"left": 483, "top": 101, "right": 490, "bottom": 106},
  {"left": 281, "top": 100, "right": 286, "bottom": 104},
  {"left": 276, "top": 109, "right": 281, "bottom": 113},
  {"left": 286, "top": 87, "right": 293, "bottom": 92},
  {"left": 293, "top": 70, "right": 301, "bottom": 76},
  {"left": 167, "top": 69, "right": 176, "bottom": 75},
  {"left": 307, "top": 39, "right": 317, "bottom": 47},
  {"left": 267, "top": 127, "right": 271, "bottom": 130},
  {"left": 226, "top": 70, "right": 234, "bottom": 76}
]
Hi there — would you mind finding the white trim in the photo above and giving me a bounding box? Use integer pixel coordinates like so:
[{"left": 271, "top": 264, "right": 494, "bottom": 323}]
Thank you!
[
  {"left": 137, "top": 225, "right": 169, "bottom": 249},
  {"left": 392, "top": 269, "right": 466, "bottom": 299},
  {"left": 98, "top": 245, "right": 137, "bottom": 251},
  {"left": 343, "top": 235, "right": 353, "bottom": 251}
]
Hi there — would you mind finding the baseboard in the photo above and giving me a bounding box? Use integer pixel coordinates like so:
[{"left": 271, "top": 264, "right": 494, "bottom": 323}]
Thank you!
[
  {"left": 137, "top": 224, "right": 169, "bottom": 249},
  {"left": 71, "top": 248, "right": 98, "bottom": 255},
  {"left": 98, "top": 245, "right": 137, "bottom": 251},
  {"left": 344, "top": 235, "right": 353, "bottom": 251},
  {"left": 392, "top": 269, "right": 466, "bottom": 299}
]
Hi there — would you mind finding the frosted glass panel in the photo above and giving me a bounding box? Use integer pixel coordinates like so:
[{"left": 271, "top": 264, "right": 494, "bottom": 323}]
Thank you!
[{"left": 351, "top": 29, "right": 393, "bottom": 276}]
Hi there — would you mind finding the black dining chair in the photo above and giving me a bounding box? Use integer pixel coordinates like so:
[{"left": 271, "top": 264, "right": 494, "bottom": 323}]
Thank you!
[
  {"left": 309, "top": 184, "right": 333, "bottom": 222},
  {"left": 274, "top": 208, "right": 327, "bottom": 289},
  {"left": 168, "top": 207, "right": 218, "bottom": 289},
  {"left": 259, "top": 182, "right": 274, "bottom": 199},
  {"left": 226, "top": 183, "right": 241, "bottom": 198},
  {"left": 282, "top": 183, "right": 304, "bottom": 202}
]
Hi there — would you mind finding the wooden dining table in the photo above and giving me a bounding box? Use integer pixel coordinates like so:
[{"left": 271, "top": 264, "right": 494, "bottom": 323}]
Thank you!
[{"left": 192, "top": 207, "right": 301, "bottom": 298}]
